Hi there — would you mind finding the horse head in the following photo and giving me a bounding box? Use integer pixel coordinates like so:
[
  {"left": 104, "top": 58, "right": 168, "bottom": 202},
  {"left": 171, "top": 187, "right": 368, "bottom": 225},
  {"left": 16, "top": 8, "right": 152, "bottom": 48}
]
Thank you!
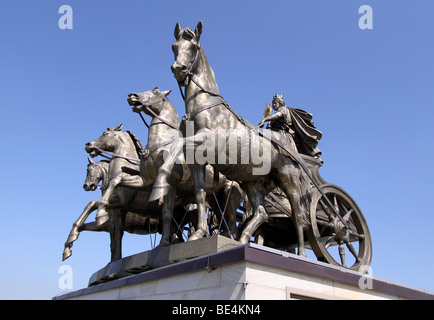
[
  {"left": 127, "top": 87, "right": 172, "bottom": 116},
  {"left": 83, "top": 157, "right": 109, "bottom": 191},
  {"left": 85, "top": 123, "right": 124, "bottom": 157},
  {"left": 171, "top": 21, "right": 203, "bottom": 85}
]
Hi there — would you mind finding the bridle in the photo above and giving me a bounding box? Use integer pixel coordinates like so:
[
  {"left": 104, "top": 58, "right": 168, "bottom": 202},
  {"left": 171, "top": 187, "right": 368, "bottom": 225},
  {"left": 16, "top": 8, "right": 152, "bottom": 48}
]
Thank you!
[
  {"left": 175, "top": 43, "right": 224, "bottom": 102},
  {"left": 137, "top": 93, "right": 179, "bottom": 131},
  {"left": 87, "top": 162, "right": 109, "bottom": 191}
]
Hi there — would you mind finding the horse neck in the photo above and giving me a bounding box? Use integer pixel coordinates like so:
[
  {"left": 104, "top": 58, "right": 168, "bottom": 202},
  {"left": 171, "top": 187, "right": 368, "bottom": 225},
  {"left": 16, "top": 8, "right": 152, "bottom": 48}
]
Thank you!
[
  {"left": 109, "top": 131, "right": 139, "bottom": 174},
  {"left": 186, "top": 47, "right": 220, "bottom": 110},
  {"left": 97, "top": 161, "right": 111, "bottom": 195},
  {"left": 147, "top": 100, "right": 180, "bottom": 146},
  {"left": 98, "top": 161, "right": 110, "bottom": 185}
]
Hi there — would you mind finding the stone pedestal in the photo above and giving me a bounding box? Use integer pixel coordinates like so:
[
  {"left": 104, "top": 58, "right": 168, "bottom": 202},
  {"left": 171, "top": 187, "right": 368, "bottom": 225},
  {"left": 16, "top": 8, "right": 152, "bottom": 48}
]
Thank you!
[
  {"left": 87, "top": 235, "right": 240, "bottom": 286},
  {"left": 53, "top": 236, "right": 433, "bottom": 300}
]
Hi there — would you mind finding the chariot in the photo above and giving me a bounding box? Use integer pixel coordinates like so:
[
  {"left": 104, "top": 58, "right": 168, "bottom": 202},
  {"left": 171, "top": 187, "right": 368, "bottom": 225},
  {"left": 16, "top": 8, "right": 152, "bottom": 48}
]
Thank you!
[{"left": 236, "top": 154, "right": 372, "bottom": 272}]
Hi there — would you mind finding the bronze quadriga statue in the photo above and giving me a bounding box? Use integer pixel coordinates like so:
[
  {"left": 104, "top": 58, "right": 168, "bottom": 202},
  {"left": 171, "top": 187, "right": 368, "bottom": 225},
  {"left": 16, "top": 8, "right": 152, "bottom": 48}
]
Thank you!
[{"left": 64, "top": 21, "right": 372, "bottom": 273}]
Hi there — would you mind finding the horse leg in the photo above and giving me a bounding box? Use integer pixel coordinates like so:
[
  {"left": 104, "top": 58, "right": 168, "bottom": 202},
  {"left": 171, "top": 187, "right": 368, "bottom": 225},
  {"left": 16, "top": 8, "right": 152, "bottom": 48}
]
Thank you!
[
  {"left": 150, "top": 131, "right": 209, "bottom": 202},
  {"left": 188, "top": 164, "right": 208, "bottom": 241},
  {"left": 81, "top": 221, "right": 107, "bottom": 232},
  {"left": 159, "top": 186, "right": 176, "bottom": 247},
  {"left": 63, "top": 199, "right": 99, "bottom": 260},
  {"left": 149, "top": 136, "right": 185, "bottom": 202},
  {"left": 277, "top": 163, "right": 307, "bottom": 256},
  {"left": 96, "top": 173, "right": 145, "bottom": 227},
  {"left": 218, "top": 181, "right": 243, "bottom": 238},
  {"left": 239, "top": 183, "right": 268, "bottom": 244},
  {"left": 107, "top": 208, "right": 125, "bottom": 262}
]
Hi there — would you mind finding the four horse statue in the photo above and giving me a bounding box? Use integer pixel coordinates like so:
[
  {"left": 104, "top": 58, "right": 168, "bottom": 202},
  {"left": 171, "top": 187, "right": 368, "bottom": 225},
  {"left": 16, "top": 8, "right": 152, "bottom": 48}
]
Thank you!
[{"left": 63, "top": 21, "right": 371, "bottom": 271}]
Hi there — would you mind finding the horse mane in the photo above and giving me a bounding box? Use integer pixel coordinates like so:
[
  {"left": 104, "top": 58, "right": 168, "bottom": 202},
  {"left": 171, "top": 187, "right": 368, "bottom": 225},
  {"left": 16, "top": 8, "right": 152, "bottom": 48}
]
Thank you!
[{"left": 126, "top": 130, "right": 145, "bottom": 157}]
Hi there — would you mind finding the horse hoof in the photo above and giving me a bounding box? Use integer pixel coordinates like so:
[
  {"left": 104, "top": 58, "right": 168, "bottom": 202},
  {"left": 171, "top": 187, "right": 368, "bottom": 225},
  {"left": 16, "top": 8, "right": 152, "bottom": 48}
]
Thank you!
[
  {"left": 188, "top": 230, "right": 206, "bottom": 241},
  {"left": 159, "top": 239, "right": 171, "bottom": 247},
  {"left": 62, "top": 248, "right": 72, "bottom": 261},
  {"left": 149, "top": 185, "right": 170, "bottom": 202},
  {"left": 298, "top": 249, "right": 306, "bottom": 257}
]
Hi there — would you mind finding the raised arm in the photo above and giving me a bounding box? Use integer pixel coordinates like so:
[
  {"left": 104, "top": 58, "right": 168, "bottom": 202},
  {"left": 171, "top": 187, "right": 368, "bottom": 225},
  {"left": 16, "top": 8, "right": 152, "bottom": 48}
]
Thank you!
[{"left": 258, "top": 111, "right": 283, "bottom": 128}]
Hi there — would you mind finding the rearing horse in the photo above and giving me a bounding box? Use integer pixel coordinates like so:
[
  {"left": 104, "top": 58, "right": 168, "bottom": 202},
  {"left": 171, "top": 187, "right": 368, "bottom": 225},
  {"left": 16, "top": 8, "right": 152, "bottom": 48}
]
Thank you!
[
  {"left": 86, "top": 88, "right": 243, "bottom": 247},
  {"left": 153, "top": 21, "right": 311, "bottom": 255},
  {"left": 63, "top": 157, "right": 162, "bottom": 262}
]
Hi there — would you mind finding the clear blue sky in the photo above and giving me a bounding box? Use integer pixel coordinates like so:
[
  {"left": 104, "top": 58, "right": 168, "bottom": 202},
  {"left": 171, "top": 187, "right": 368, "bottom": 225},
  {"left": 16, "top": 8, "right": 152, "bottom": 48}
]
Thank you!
[{"left": 0, "top": 0, "right": 433, "bottom": 299}]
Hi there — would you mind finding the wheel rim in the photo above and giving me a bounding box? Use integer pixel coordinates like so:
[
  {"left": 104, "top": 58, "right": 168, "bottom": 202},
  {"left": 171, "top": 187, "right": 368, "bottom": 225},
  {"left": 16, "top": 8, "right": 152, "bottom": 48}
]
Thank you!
[{"left": 308, "top": 184, "right": 372, "bottom": 271}]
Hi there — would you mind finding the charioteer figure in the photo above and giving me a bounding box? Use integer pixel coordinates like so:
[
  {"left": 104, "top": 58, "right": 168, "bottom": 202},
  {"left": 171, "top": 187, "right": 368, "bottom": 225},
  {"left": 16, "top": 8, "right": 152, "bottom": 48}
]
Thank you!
[{"left": 258, "top": 93, "right": 323, "bottom": 161}]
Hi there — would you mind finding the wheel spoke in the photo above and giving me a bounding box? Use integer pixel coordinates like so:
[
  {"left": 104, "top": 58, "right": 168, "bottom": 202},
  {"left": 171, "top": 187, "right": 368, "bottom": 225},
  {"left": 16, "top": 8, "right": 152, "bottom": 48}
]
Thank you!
[
  {"left": 338, "top": 243, "right": 346, "bottom": 267},
  {"left": 349, "top": 229, "right": 365, "bottom": 240},
  {"left": 333, "top": 195, "right": 338, "bottom": 211},
  {"left": 343, "top": 209, "right": 354, "bottom": 222},
  {"left": 345, "top": 241, "right": 361, "bottom": 263},
  {"left": 324, "top": 235, "right": 335, "bottom": 249},
  {"left": 317, "top": 219, "right": 333, "bottom": 229},
  {"left": 319, "top": 198, "right": 333, "bottom": 219}
]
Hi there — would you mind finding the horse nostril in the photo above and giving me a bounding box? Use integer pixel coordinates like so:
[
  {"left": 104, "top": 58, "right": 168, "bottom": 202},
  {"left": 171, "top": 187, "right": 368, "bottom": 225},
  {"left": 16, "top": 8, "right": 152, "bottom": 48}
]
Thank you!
[{"left": 171, "top": 63, "right": 187, "bottom": 73}]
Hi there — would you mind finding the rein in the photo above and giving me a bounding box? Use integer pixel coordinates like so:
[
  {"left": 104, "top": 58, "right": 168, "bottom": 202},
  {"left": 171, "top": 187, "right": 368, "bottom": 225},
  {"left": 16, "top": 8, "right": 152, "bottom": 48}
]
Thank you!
[
  {"left": 178, "top": 71, "right": 223, "bottom": 103},
  {"left": 94, "top": 148, "right": 140, "bottom": 165},
  {"left": 190, "top": 75, "right": 223, "bottom": 99},
  {"left": 144, "top": 105, "right": 179, "bottom": 131}
]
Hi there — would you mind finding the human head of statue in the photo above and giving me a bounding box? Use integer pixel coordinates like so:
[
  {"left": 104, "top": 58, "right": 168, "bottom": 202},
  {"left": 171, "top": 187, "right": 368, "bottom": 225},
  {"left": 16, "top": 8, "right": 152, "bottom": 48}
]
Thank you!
[{"left": 272, "top": 94, "right": 285, "bottom": 110}]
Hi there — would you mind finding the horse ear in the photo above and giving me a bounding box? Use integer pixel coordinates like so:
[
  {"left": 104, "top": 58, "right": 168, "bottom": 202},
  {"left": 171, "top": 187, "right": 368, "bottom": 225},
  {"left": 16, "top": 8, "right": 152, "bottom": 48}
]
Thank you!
[
  {"left": 115, "top": 123, "right": 123, "bottom": 131},
  {"left": 162, "top": 89, "right": 172, "bottom": 97},
  {"left": 195, "top": 21, "right": 203, "bottom": 41},
  {"left": 88, "top": 157, "right": 95, "bottom": 164},
  {"left": 174, "top": 22, "right": 181, "bottom": 40}
]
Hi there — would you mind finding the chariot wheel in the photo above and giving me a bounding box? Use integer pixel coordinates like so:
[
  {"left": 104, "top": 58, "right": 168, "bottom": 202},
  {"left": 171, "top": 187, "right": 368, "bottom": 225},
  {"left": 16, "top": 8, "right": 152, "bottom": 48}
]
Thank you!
[{"left": 307, "top": 184, "right": 372, "bottom": 272}]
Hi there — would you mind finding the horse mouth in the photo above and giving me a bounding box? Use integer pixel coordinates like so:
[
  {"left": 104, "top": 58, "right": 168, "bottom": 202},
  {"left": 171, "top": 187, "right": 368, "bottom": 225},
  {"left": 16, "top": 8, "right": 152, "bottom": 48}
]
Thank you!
[
  {"left": 85, "top": 144, "right": 100, "bottom": 158},
  {"left": 173, "top": 71, "right": 189, "bottom": 85},
  {"left": 127, "top": 94, "right": 142, "bottom": 107},
  {"left": 171, "top": 65, "right": 189, "bottom": 85},
  {"left": 89, "top": 150, "right": 99, "bottom": 158},
  {"left": 83, "top": 184, "right": 97, "bottom": 191}
]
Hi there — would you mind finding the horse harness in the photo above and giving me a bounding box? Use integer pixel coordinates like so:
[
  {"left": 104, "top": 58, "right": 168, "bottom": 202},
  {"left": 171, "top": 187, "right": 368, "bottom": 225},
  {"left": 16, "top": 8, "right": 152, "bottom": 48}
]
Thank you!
[{"left": 176, "top": 74, "right": 350, "bottom": 228}]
